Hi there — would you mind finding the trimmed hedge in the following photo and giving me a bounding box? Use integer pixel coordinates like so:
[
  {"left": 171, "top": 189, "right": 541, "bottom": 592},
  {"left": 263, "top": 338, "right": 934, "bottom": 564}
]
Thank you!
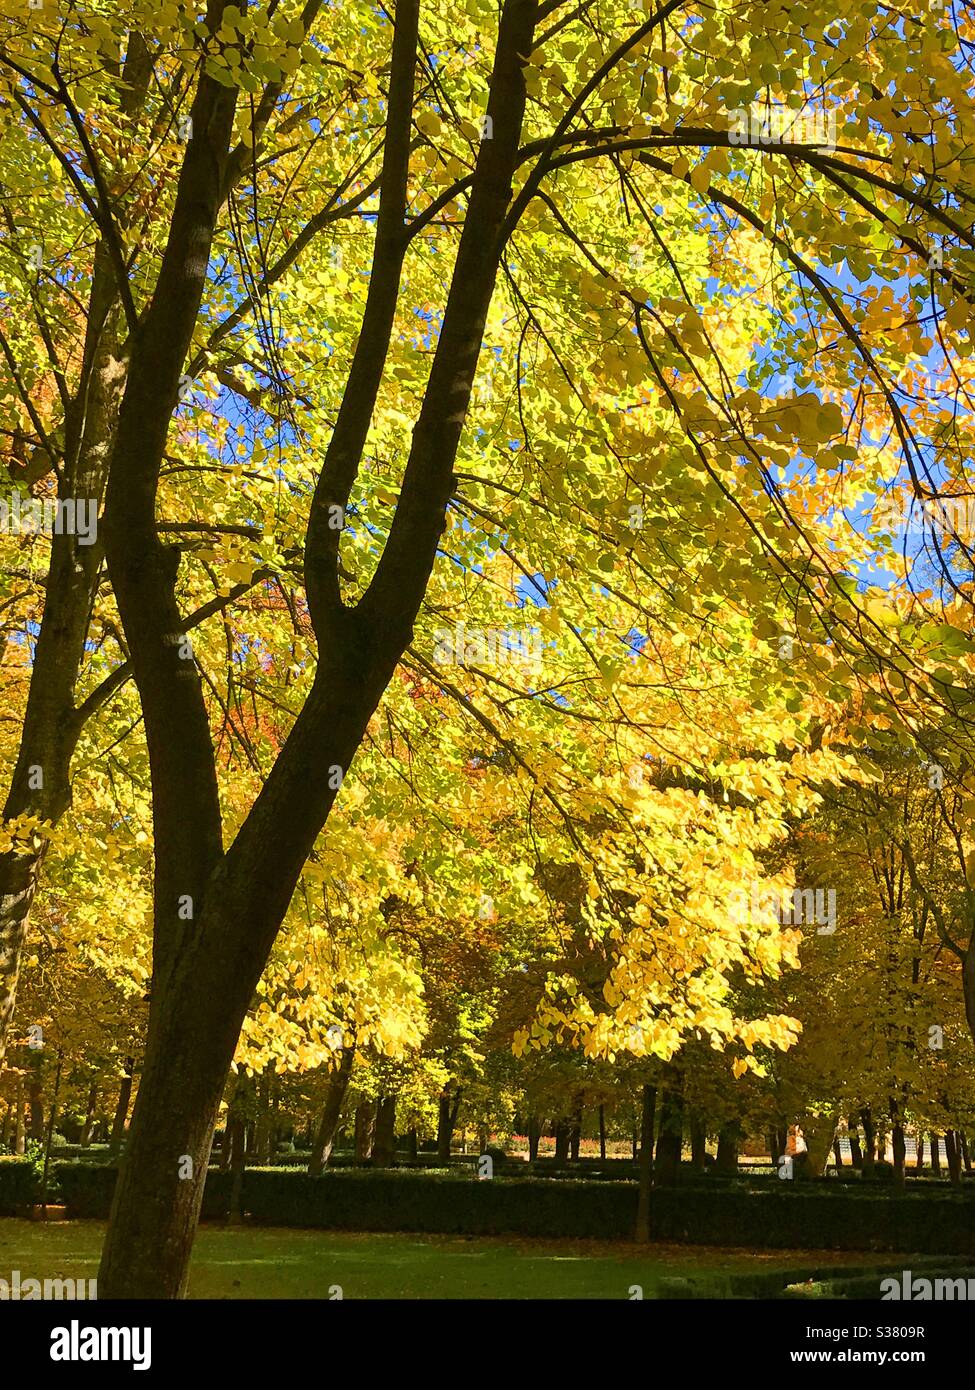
[
  {"left": 236, "top": 1170, "right": 975, "bottom": 1252},
  {"left": 651, "top": 1187, "right": 975, "bottom": 1253},
  {"left": 20, "top": 1163, "right": 975, "bottom": 1253},
  {"left": 53, "top": 1162, "right": 118, "bottom": 1218},
  {"left": 53, "top": 1163, "right": 232, "bottom": 1220},
  {"left": 241, "top": 1168, "right": 634, "bottom": 1237},
  {"left": 0, "top": 1158, "right": 41, "bottom": 1213},
  {"left": 247, "top": 1174, "right": 975, "bottom": 1251}
]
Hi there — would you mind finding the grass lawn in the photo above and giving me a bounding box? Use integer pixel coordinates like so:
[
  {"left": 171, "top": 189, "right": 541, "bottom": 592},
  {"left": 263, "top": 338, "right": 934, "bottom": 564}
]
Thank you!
[{"left": 0, "top": 1219, "right": 909, "bottom": 1298}]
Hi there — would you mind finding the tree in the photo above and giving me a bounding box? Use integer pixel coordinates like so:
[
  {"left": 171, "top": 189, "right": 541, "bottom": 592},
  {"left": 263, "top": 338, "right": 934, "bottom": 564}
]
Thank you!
[{"left": 2, "top": 0, "right": 972, "bottom": 1297}]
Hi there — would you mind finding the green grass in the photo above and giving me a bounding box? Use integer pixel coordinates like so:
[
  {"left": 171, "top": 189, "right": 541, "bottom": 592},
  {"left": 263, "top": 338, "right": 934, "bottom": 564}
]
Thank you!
[{"left": 0, "top": 1218, "right": 910, "bottom": 1298}]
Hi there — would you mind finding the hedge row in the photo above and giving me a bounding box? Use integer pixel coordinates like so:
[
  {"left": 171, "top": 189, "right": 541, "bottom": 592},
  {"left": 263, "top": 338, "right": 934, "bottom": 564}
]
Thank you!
[
  {"left": 0, "top": 1158, "right": 41, "bottom": 1214},
  {"left": 51, "top": 1162, "right": 232, "bottom": 1220},
  {"left": 651, "top": 1187, "right": 975, "bottom": 1253},
  {"left": 19, "top": 1164, "right": 975, "bottom": 1251}
]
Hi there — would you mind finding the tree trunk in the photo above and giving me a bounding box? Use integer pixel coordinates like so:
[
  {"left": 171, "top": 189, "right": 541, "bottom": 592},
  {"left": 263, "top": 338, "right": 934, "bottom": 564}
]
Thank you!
[
  {"left": 654, "top": 1086, "right": 683, "bottom": 1186},
  {"left": 960, "top": 1131, "right": 972, "bottom": 1173},
  {"left": 715, "top": 1121, "right": 740, "bottom": 1175},
  {"left": 309, "top": 1047, "right": 354, "bottom": 1175},
  {"left": 802, "top": 1114, "right": 840, "bottom": 1179},
  {"left": 890, "top": 1112, "right": 906, "bottom": 1189},
  {"left": 224, "top": 1073, "right": 251, "bottom": 1223},
  {"left": 81, "top": 1083, "right": 99, "bottom": 1147},
  {"left": 553, "top": 1119, "right": 570, "bottom": 1163},
  {"left": 569, "top": 1100, "right": 582, "bottom": 1162},
  {"left": 945, "top": 1129, "right": 963, "bottom": 1188},
  {"left": 228, "top": 1115, "right": 246, "bottom": 1225},
  {"left": 598, "top": 1104, "right": 606, "bottom": 1162},
  {"left": 832, "top": 1138, "right": 843, "bottom": 1169},
  {"left": 254, "top": 1068, "right": 273, "bottom": 1165},
  {"left": 0, "top": 230, "right": 132, "bottom": 1067},
  {"left": 689, "top": 1116, "right": 707, "bottom": 1173},
  {"left": 14, "top": 1080, "right": 25, "bottom": 1154},
  {"left": 405, "top": 1126, "right": 418, "bottom": 1162},
  {"left": 371, "top": 1095, "right": 397, "bottom": 1167},
  {"left": 860, "top": 1108, "right": 876, "bottom": 1171},
  {"left": 0, "top": 852, "right": 49, "bottom": 1069},
  {"left": 27, "top": 1053, "right": 44, "bottom": 1143},
  {"left": 269, "top": 1078, "right": 280, "bottom": 1158},
  {"left": 437, "top": 1089, "right": 459, "bottom": 1164},
  {"left": 914, "top": 1131, "right": 925, "bottom": 1172},
  {"left": 354, "top": 1101, "right": 376, "bottom": 1163},
  {"left": 527, "top": 1113, "right": 541, "bottom": 1162},
  {"left": 963, "top": 938, "right": 975, "bottom": 1066},
  {"left": 930, "top": 1133, "right": 941, "bottom": 1174},
  {"left": 108, "top": 1058, "right": 135, "bottom": 1158},
  {"left": 217, "top": 1124, "right": 231, "bottom": 1172},
  {"left": 768, "top": 1128, "right": 782, "bottom": 1166},
  {"left": 40, "top": 1052, "right": 63, "bottom": 1209},
  {"left": 635, "top": 1084, "right": 656, "bottom": 1242}
]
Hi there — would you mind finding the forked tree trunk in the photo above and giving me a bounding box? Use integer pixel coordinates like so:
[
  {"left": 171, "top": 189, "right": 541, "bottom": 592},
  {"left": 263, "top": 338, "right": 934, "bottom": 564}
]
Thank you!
[{"left": 96, "top": 0, "right": 538, "bottom": 1298}]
